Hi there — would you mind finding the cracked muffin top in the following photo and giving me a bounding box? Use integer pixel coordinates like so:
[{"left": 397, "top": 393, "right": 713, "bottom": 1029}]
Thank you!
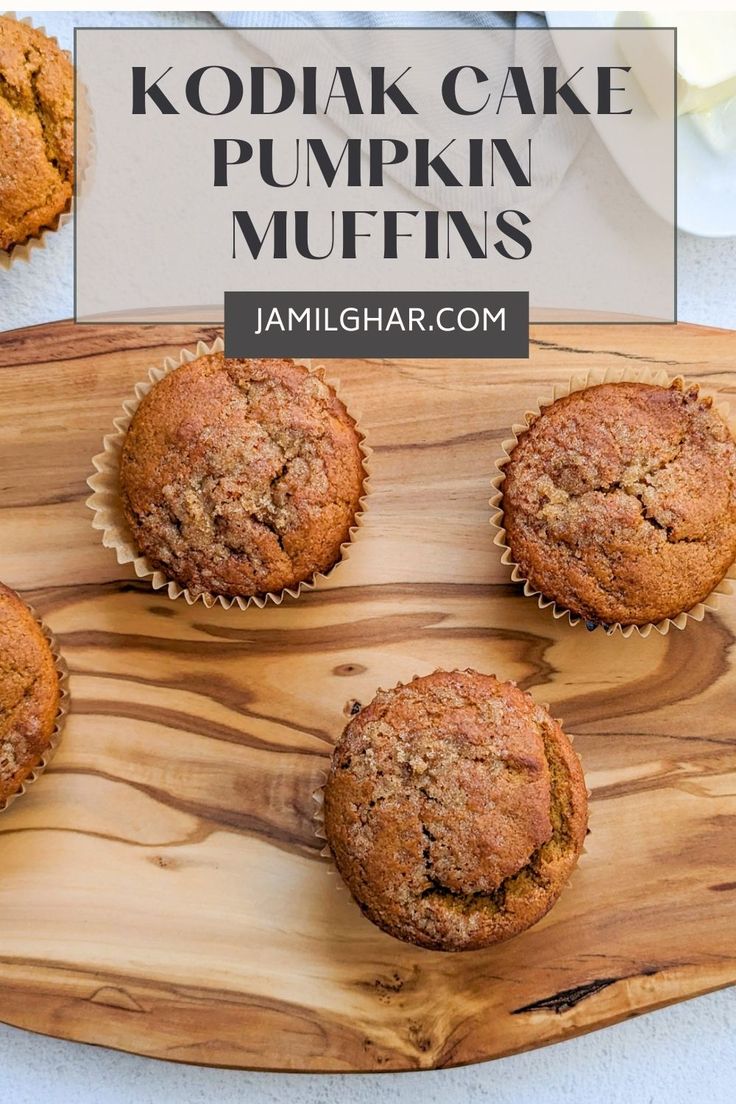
[
  {"left": 0, "top": 16, "right": 73, "bottom": 252},
  {"left": 323, "top": 670, "right": 587, "bottom": 951},
  {"left": 502, "top": 380, "right": 736, "bottom": 627},
  {"left": 0, "top": 583, "right": 60, "bottom": 809},
  {"left": 119, "top": 354, "right": 365, "bottom": 598}
]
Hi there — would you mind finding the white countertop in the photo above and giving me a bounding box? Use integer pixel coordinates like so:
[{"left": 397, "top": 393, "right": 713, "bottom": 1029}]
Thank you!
[
  {"left": 1, "top": 12, "right": 735, "bottom": 1103},
  {"left": 0, "top": 986, "right": 734, "bottom": 1103}
]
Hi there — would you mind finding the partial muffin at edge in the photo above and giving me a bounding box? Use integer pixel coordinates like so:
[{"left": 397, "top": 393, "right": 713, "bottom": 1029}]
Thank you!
[
  {"left": 0, "top": 16, "right": 74, "bottom": 251},
  {"left": 323, "top": 669, "right": 588, "bottom": 951},
  {"left": 502, "top": 380, "right": 736, "bottom": 626},
  {"left": 119, "top": 354, "right": 365, "bottom": 598},
  {"left": 0, "top": 583, "right": 60, "bottom": 807}
]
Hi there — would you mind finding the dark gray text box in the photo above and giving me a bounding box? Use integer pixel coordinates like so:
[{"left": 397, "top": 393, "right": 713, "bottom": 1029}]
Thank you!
[{"left": 225, "top": 292, "right": 528, "bottom": 359}]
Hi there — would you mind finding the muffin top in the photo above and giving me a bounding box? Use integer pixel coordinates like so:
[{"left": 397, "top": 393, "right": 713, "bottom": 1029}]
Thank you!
[
  {"left": 0, "top": 16, "right": 73, "bottom": 252},
  {"left": 120, "top": 354, "right": 365, "bottom": 598},
  {"left": 323, "top": 670, "right": 587, "bottom": 951},
  {"left": 502, "top": 380, "right": 736, "bottom": 626},
  {"left": 0, "top": 583, "right": 60, "bottom": 808}
]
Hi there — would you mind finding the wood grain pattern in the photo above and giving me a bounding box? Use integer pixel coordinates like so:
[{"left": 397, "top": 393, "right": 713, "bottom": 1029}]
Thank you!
[{"left": 0, "top": 319, "right": 734, "bottom": 1071}]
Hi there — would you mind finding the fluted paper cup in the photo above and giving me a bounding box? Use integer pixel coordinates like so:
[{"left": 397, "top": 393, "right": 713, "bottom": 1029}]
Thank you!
[
  {"left": 86, "top": 337, "right": 371, "bottom": 609},
  {"left": 490, "top": 364, "right": 736, "bottom": 638},
  {"left": 0, "top": 13, "right": 74, "bottom": 271}
]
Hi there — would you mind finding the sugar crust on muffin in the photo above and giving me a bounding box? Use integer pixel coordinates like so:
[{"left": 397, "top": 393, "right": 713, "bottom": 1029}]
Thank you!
[
  {"left": 0, "top": 583, "right": 60, "bottom": 808},
  {"left": 119, "top": 354, "right": 365, "bottom": 598},
  {"left": 0, "top": 16, "right": 73, "bottom": 251},
  {"left": 502, "top": 381, "right": 736, "bottom": 626},
  {"left": 324, "top": 670, "right": 588, "bottom": 951}
]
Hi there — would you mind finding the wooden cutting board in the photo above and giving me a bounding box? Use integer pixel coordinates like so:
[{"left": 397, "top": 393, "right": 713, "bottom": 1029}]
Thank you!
[{"left": 0, "top": 319, "right": 734, "bottom": 1071}]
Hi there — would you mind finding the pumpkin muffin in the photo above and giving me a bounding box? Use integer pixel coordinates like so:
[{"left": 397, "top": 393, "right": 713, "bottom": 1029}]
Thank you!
[
  {"left": 0, "top": 583, "right": 61, "bottom": 809},
  {"left": 323, "top": 670, "right": 587, "bottom": 951},
  {"left": 0, "top": 16, "right": 73, "bottom": 253},
  {"left": 119, "top": 354, "right": 365, "bottom": 599},
  {"left": 502, "top": 380, "right": 736, "bottom": 627}
]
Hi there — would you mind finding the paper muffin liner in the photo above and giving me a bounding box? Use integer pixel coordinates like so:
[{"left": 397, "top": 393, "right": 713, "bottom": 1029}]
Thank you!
[
  {"left": 0, "top": 597, "right": 70, "bottom": 814},
  {"left": 0, "top": 13, "right": 74, "bottom": 271},
  {"left": 311, "top": 772, "right": 352, "bottom": 905},
  {"left": 312, "top": 773, "right": 332, "bottom": 861},
  {"left": 490, "top": 364, "right": 736, "bottom": 639},
  {"left": 86, "top": 337, "right": 372, "bottom": 610},
  {"left": 311, "top": 678, "right": 590, "bottom": 906}
]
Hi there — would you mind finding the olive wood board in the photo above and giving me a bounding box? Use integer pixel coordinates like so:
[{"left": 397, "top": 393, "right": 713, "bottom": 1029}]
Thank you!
[{"left": 0, "top": 319, "right": 734, "bottom": 1072}]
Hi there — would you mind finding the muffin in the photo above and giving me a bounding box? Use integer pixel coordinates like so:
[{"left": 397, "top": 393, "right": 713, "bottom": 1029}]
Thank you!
[
  {"left": 323, "top": 670, "right": 587, "bottom": 951},
  {"left": 119, "top": 354, "right": 365, "bottom": 599},
  {"left": 0, "top": 583, "right": 61, "bottom": 809},
  {"left": 0, "top": 16, "right": 73, "bottom": 253},
  {"left": 502, "top": 380, "right": 736, "bottom": 627}
]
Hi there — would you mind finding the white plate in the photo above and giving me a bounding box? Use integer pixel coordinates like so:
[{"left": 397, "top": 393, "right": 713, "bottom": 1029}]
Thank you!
[{"left": 546, "top": 10, "right": 736, "bottom": 238}]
